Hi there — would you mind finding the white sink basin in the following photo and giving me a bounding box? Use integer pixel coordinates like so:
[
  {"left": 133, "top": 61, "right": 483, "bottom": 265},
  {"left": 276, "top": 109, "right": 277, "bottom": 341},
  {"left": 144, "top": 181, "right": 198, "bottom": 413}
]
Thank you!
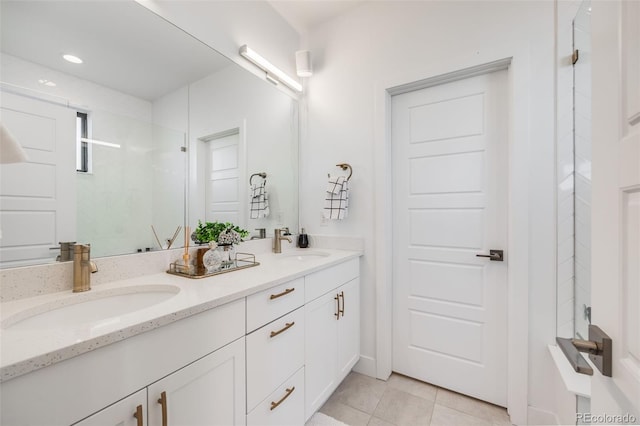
[
  {"left": 2, "top": 285, "right": 180, "bottom": 331},
  {"left": 279, "top": 250, "right": 331, "bottom": 261}
]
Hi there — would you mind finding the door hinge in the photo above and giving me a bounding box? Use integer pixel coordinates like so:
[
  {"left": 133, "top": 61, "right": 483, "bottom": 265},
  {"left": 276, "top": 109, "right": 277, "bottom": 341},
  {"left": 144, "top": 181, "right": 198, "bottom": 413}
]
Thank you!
[{"left": 180, "top": 146, "right": 187, "bottom": 152}]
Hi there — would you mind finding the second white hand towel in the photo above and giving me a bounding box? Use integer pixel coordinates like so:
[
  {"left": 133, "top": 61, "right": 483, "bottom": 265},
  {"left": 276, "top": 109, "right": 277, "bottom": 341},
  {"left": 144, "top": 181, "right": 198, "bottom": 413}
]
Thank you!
[{"left": 323, "top": 175, "right": 349, "bottom": 220}]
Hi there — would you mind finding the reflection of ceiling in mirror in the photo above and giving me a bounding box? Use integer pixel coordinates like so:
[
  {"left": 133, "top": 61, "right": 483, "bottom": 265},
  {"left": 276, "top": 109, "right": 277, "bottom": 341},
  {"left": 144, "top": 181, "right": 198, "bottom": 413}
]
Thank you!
[{"left": 0, "top": 1, "right": 231, "bottom": 101}]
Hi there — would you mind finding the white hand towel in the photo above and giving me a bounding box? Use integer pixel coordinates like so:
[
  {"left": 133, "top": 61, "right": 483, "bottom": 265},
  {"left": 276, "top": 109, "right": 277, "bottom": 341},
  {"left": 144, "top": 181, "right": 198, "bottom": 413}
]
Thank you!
[
  {"left": 323, "top": 175, "right": 349, "bottom": 220},
  {"left": 249, "top": 181, "right": 269, "bottom": 219}
]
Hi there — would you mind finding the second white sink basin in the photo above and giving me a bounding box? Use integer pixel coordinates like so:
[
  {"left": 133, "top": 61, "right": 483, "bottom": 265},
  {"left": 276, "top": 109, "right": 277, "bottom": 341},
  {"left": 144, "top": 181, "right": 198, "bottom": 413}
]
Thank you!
[
  {"left": 2, "top": 285, "right": 180, "bottom": 331},
  {"left": 279, "top": 250, "right": 331, "bottom": 261}
]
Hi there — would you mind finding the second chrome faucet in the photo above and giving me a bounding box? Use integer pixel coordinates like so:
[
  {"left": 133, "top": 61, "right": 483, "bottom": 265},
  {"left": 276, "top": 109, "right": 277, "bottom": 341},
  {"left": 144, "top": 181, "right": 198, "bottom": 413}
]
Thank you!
[{"left": 273, "top": 229, "right": 292, "bottom": 253}]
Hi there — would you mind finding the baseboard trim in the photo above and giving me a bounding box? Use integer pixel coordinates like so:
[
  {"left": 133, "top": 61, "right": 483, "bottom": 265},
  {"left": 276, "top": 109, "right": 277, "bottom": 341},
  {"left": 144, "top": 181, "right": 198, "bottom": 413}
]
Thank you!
[{"left": 352, "top": 355, "right": 376, "bottom": 378}]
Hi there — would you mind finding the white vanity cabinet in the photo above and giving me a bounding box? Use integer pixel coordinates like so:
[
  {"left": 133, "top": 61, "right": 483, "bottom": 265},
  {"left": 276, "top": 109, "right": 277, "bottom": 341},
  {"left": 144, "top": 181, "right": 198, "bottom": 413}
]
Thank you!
[
  {"left": 304, "top": 259, "right": 360, "bottom": 421},
  {"left": 147, "top": 338, "right": 246, "bottom": 426},
  {"left": 75, "top": 339, "right": 246, "bottom": 426},
  {"left": 1, "top": 254, "right": 361, "bottom": 426},
  {"left": 1, "top": 299, "right": 246, "bottom": 426},
  {"left": 73, "top": 389, "right": 147, "bottom": 426},
  {"left": 246, "top": 277, "right": 306, "bottom": 425}
]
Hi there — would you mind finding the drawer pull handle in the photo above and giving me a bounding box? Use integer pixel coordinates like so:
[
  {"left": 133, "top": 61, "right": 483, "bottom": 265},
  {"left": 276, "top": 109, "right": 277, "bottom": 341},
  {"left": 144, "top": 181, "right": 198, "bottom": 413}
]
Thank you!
[
  {"left": 270, "top": 321, "right": 295, "bottom": 338},
  {"left": 157, "top": 391, "right": 168, "bottom": 426},
  {"left": 270, "top": 386, "right": 295, "bottom": 411},
  {"left": 270, "top": 288, "right": 295, "bottom": 300},
  {"left": 133, "top": 404, "right": 143, "bottom": 426},
  {"left": 338, "top": 291, "right": 345, "bottom": 318},
  {"left": 335, "top": 294, "right": 340, "bottom": 320}
]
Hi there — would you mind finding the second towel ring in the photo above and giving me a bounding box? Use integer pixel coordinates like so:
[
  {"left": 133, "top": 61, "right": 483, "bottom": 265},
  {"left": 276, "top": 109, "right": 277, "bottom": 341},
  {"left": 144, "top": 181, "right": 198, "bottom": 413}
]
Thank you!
[{"left": 250, "top": 172, "right": 267, "bottom": 185}]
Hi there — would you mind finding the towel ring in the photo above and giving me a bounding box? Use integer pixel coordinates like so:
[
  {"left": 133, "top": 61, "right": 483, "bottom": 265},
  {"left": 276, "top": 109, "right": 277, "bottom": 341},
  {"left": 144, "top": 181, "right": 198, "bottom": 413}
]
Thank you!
[
  {"left": 250, "top": 172, "right": 267, "bottom": 185},
  {"left": 336, "top": 163, "right": 353, "bottom": 181}
]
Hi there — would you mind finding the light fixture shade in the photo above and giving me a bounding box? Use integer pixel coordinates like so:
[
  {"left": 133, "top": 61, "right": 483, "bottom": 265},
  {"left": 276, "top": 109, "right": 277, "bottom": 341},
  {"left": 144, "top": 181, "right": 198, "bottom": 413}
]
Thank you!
[
  {"left": 0, "top": 123, "right": 28, "bottom": 164},
  {"left": 239, "top": 45, "right": 302, "bottom": 93},
  {"left": 295, "top": 50, "right": 313, "bottom": 77}
]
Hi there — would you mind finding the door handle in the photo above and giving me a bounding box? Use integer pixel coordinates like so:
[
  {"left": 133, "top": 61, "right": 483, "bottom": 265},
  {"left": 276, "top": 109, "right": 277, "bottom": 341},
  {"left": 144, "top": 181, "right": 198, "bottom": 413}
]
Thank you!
[
  {"left": 476, "top": 249, "right": 504, "bottom": 261},
  {"left": 556, "top": 324, "right": 612, "bottom": 377}
]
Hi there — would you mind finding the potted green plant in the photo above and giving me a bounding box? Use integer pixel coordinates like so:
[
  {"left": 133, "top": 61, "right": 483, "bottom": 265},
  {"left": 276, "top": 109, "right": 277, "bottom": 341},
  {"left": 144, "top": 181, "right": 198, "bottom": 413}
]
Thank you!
[{"left": 191, "top": 220, "right": 249, "bottom": 245}]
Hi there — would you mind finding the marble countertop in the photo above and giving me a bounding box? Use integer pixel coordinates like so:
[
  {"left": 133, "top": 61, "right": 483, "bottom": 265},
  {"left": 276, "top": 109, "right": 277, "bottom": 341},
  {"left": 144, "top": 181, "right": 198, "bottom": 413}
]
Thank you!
[{"left": 0, "top": 248, "right": 361, "bottom": 383}]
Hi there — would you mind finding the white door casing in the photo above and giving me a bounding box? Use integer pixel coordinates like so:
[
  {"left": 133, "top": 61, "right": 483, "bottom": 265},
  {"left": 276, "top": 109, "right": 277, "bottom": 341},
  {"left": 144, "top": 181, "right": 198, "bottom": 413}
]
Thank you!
[
  {"left": 392, "top": 70, "right": 508, "bottom": 406},
  {"left": 590, "top": 0, "right": 640, "bottom": 420},
  {"left": 0, "top": 91, "right": 76, "bottom": 267}
]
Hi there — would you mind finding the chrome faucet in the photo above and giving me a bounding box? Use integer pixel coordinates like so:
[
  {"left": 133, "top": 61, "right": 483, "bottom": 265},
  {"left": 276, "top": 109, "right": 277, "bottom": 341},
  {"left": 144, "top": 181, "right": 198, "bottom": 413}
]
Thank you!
[
  {"left": 273, "top": 228, "right": 292, "bottom": 253},
  {"left": 73, "top": 244, "right": 98, "bottom": 292},
  {"left": 251, "top": 228, "right": 267, "bottom": 240}
]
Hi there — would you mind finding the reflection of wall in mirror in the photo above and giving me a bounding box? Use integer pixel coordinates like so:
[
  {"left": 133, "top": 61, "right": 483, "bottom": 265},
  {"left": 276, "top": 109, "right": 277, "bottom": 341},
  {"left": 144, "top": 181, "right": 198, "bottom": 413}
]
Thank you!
[
  {"left": 0, "top": 53, "right": 186, "bottom": 263},
  {"left": 185, "top": 64, "right": 299, "bottom": 236}
]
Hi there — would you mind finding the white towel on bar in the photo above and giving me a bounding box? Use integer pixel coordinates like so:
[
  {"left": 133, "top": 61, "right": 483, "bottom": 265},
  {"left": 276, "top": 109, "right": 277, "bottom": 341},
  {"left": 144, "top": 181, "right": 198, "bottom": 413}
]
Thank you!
[
  {"left": 249, "top": 181, "right": 269, "bottom": 219},
  {"left": 323, "top": 175, "right": 349, "bottom": 220}
]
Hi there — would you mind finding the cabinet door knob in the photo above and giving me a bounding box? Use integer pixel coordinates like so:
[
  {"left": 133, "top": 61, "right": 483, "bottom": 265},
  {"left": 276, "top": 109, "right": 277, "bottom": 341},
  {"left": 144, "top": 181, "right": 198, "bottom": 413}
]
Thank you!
[
  {"left": 133, "top": 404, "right": 143, "bottom": 426},
  {"left": 157, "top": 391, "right": 168, "bottom": 426},
  {"left": 270, "top": 321, "right": 295, "bottom": 338},
  {"left": 270, "top": 288, "right": 295, "bottom": 300},
  {"left": 270, "top": 386, "right": 295, "bottom": 411},
  {"left": 338, "top": 291, "right": 345, "bottom": 318},
  {"left": 334, "top": 295, "right": 340, "bottom": 320}
]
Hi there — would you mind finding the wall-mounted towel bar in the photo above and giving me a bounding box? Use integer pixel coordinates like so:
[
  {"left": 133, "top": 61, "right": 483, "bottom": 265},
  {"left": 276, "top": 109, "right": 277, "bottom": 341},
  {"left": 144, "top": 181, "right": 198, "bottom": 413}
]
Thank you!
[{"left": 250, "top": 172, "right": 267, "bottom": 185}]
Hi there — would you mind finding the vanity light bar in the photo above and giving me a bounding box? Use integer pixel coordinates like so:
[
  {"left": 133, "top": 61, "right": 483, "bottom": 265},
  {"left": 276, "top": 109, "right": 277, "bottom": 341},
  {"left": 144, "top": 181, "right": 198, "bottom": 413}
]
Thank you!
[{"left": 239, "top": 45, "right": 303, "bottom": 93}]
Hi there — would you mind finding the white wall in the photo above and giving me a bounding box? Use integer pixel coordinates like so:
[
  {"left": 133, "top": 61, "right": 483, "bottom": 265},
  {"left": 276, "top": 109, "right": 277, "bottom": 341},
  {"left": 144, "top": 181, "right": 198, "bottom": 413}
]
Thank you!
[
  {"left": 300, "top": 1, "right": 557, "bottom": 423},
  {"left": 188, "top": 64, "right": 299, "bottom": 235}
]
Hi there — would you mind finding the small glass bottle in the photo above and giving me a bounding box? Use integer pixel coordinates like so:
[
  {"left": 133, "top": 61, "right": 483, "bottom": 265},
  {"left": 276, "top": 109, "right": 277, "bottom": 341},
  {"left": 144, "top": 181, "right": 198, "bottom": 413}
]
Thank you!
[{"left": 203, "top": 241, "right": 223, "bottom": 273}]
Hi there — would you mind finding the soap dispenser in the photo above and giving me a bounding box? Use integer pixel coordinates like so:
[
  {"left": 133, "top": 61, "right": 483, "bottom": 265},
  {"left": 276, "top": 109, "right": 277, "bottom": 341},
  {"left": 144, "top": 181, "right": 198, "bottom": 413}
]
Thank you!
[{"left": 297, "top": 228, "right": 309, "bottom": 248}]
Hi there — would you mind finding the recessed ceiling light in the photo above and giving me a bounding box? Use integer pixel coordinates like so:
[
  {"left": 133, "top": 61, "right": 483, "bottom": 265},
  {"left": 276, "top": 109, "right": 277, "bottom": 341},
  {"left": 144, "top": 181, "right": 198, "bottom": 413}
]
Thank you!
[
  {"left": 63, "top": 54, "right": 83, "bottom": 64},
  {"left": 38, "top": 79, "right": 57, "bottom": 87}
]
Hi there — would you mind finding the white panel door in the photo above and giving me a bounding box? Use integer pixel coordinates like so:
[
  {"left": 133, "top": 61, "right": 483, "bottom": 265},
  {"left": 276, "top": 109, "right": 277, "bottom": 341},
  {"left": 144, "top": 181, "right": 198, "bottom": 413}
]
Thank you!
[
  {"left": 392, "top": 71, "right": 508, "bottom": 406},
  {"left": 0, "top": 92, "right": 76, "bottom": 267},
  {"left": 206, "top": 133, "right": 241, "bottom": 224},
  {"left": 590, "top": 0, "right": 640, "bottom": 419}
]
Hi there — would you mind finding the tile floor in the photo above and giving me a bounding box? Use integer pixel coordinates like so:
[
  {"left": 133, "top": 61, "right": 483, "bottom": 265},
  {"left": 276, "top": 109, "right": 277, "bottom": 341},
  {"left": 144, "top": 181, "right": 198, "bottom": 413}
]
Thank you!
[{"left": 318, "top": 372, "right": 512, "bottom": 426}]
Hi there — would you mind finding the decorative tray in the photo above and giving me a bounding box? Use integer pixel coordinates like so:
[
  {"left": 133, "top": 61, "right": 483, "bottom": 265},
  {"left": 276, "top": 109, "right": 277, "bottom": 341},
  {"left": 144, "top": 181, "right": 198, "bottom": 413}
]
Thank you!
[{"left": 167, "top": 252, "right": 260, "bottom": 279}]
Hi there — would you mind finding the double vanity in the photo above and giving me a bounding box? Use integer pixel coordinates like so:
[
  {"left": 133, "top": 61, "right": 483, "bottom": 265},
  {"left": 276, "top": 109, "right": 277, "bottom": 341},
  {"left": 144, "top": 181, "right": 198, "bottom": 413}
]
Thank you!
[{"left": 0, "top": 247, "right": 361, "bottom": 425}]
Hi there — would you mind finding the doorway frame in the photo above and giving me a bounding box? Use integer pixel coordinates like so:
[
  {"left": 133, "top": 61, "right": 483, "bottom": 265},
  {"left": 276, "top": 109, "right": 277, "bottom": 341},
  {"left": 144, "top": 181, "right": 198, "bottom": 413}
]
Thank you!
[
  {"left": 373, "top": 54, "right": 530, "bottom": 425},
  {"left": 191, "top": 120, "right": 248, "bottom": 230}
]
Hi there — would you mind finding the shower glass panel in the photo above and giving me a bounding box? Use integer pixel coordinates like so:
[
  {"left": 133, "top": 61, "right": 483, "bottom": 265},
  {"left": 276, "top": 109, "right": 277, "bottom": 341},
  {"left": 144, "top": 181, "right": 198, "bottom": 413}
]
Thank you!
[{"left": 573, "top": 0, "right": 592, "bottom": 340}]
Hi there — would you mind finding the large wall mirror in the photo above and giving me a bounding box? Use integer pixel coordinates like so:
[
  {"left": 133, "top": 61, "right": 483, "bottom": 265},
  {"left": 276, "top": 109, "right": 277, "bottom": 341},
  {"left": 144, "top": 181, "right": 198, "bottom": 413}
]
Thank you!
[{"left": 0, "top": 0, "right": 299, "bottom": 268}]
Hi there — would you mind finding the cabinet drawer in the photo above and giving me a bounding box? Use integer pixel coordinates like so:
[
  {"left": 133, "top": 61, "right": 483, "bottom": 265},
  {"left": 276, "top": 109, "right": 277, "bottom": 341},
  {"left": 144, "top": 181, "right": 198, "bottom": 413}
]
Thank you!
[
  {"left": 246, "top": 308, "right": 304, "bottom": 412},
  {"left": 305, "top": 258, "right": 359, "bottom": 302},
  {"left": 247, "top": 367, "right": 304, "bottom": 426},
  {"left": 246, "top": 277, "right": 304, "bottom": 332}
]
